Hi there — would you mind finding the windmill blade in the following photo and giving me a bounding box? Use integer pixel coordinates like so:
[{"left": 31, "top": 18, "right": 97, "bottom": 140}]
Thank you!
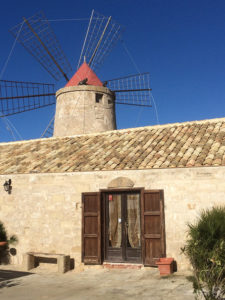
[
  {"left": 78, "top": 10, "right": 123, "bottom": 72},
  {"left": 10, "top": 11, "right": 72, "bottom": 81},
  {"left": 41, "top": 115, "right": 55, "bottom": 138},
  {"left": 105, "top": 73, "right": 152, "bottom": 107},
  {"left": 0, "top": 80, "right": 55, "bottom": 117}
]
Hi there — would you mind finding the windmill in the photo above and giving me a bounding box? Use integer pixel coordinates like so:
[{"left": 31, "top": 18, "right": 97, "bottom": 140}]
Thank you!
[{"left": 0, "top": 10, "right": 152, "bottom": 141}]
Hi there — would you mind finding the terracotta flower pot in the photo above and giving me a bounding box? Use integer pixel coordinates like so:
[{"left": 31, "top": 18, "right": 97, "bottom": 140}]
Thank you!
[
  {"left": 156, "top": 257, "right": 174, "bottom": 276},
  {"left": 0, "top": 241, "right": 7, "bottom": 247}
]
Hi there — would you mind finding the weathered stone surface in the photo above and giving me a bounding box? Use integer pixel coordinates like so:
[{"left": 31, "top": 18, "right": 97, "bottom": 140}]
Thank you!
[
  {"left": 22, "top": 254, "right": 35, "bottom": 271},
  {"left": 57, "top": 255, "right": 70, "bottom": 273},
  {"left": 107, "top": 177, "right": 134, "bottom": 188},
  {"left": 54, "top": 85, "right": 116, "bottom": 136},
  {"left": 0, "top": 166, "right": 224, "bottom": 271},
  {"left": 23, "top": 253, "right": 70, "bottom": 273}
]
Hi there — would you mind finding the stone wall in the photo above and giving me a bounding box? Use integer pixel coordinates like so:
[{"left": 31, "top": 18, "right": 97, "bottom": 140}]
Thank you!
[
  {"left": 54, "top": 85, "right": 116, "bottom": 136},
  {"left": 0, "top": 166, "right": 224, "bottom": 270}
]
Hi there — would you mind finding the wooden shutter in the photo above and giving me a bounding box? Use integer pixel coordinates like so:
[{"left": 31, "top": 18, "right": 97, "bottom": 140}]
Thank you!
[
  {"left": 82, "top": 192, "right": 102, "bottom": 264},
  {"left": 141, "top": 190, "right": 165, "bottom": 266}
]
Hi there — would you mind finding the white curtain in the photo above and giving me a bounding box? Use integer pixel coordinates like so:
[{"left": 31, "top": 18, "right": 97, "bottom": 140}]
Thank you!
[
  {"left": 127, "top": 194, "right": 141, "bottom": 248},
  {"left": 109, "top": 194, "right": 122, "bottom": 248}
]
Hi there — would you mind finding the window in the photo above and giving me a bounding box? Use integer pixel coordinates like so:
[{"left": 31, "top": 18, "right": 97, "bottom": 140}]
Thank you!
[{"left": 96, "top": 93, "right": 103, "bottom": 103}]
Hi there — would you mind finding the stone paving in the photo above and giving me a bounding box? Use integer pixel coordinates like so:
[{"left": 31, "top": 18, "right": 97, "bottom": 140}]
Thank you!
[{"left": 0, "top": 265, "right": 195, "bottom": 300}]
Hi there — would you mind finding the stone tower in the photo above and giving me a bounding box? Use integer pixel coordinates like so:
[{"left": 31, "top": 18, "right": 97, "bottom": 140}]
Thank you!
[{"left": 53, "top": 62, "right": 116, "bottom": 137}]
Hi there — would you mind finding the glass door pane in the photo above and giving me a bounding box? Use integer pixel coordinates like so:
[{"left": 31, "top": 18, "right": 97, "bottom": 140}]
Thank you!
[
  {"left": 108, "top": 194, "right": 122, "bottom": 248},
  {"left": 126, "top": 193, "right": 141, "bottom": 249}
]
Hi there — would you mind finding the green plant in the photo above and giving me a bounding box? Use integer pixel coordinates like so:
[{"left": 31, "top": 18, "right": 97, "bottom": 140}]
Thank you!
[
  {"left": 0, "top": 222, "right": 7, "bottom": 242},
  {"left": 0, "top": 221, "right": 18, "bottom": 245},
  {"left": 182, "top": 206, "right": 225, "bottom": 300}
]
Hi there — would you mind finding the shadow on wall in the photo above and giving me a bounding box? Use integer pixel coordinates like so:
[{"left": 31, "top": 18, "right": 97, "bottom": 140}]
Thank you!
[
  {"left": 0, "top": 247, "right": 17, "bottom": 265},
  {"left": 0, "top": 269, "right": 32, "bottom": 289}
]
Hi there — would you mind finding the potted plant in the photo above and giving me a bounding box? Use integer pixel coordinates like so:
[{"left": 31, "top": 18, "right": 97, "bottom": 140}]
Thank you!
[
  {"left": 0, "top": 221, "right": 18, "bottom": 247},
  {"left": 156, "top": 257, "right": 174, "bottom": 276}
]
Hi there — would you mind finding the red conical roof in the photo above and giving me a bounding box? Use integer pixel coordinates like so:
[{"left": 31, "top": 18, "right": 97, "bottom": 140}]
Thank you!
[{"left": 65, "top": 62, "right": 103, "bottom": 87}]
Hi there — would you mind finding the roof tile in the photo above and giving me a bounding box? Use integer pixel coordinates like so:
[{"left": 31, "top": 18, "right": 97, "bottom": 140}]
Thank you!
[{"left": 1, "top": 118, "right": 225, "bottom": 174}]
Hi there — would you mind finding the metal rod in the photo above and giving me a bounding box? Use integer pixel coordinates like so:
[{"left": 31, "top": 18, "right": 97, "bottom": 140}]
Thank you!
[
  {"left": 0, "top": 93, "right": 55, "bottom": 101},
  {"left": 88, "top": 16, "right": 112, "bottom": 67},
  {"left": 0, "top": 102, "right": 56, "bottom": 117},
  {"left": 115, "top": 102, "right": 152, "bottom": 107},
  {"left": 106, "top": 72, "right": 150, "bottom": 82},
  {"left": 0, "top": 79, "right": 54, "bottom": 86},
  {"left": 23, "top": 17, "right": 69, "bottom": 82},
  {"left": 113, "top": 88, "right": 152, "bottom": 93},
  {"left": 40, "top": 114, "right": 55, "bottom": 138},
  {"left": 77, "top": 9, "right": 94, "bottom": 69}
]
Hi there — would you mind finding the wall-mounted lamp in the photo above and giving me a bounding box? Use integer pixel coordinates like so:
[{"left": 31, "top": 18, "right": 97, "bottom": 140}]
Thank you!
[{"left": 3, "top": 179, "right": 12, "bottom": 194}]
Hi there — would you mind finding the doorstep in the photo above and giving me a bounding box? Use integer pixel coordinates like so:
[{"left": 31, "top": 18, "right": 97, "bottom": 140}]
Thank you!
[{"left": 103, "top": 262, "right": 143, "bottom": 269}]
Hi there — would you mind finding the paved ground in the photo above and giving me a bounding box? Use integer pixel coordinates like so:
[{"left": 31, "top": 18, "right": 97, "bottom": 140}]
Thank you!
[{"left": 0, "top": 265, "right": 195, "bottom": 300}]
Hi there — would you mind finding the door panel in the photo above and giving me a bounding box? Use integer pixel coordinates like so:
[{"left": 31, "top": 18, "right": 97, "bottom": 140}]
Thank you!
[
  {"left": 144, "top": 238, "right": 161, "bottom": 266},
  {"left": 141, "top": 190, "right": 165, "bottom": 266},
  {"left": 82, "top": 193, "right": 101, "bottom": 264},
  {"left": 144, "top": 215, "right": 161, "bottom": 234}
]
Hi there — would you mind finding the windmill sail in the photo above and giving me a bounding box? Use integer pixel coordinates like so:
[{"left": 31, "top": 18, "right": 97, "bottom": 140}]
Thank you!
[
  {"left": 41, "top": 115, "right": 55, "bottom": 138},
  {"left": 78, "top": 10, "right": 123, "bottom": 72},
  {"left": 106, "top": 73, "right": 152, "bottom": 107},
  {"left": 10, "top": 11, "right": 72, "bottom": 81},
  {"left": 0, "top": 80, "right": 55, "bottom": 117}
]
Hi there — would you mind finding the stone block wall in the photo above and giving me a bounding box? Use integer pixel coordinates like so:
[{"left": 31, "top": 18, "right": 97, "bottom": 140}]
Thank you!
[
  {"left": 0, "top": 166, "right": 224, "bottom": 270},
  {"left": 54, "top": 85, "right": 116, "bottom": 136}
]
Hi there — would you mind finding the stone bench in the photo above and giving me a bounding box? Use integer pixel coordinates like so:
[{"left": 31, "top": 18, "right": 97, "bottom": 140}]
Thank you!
[{"left": 23, "top": 252, "right": 70, "bottom": 273}]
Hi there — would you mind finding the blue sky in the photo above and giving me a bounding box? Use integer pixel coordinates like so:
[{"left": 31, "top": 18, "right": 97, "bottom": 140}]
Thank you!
[{"left": 1, "top": 0, "right": 225, "bottom": 142}]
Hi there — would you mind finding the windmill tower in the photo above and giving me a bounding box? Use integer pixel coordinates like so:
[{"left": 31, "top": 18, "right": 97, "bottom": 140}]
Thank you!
[
  {"left": 0, "top": 10, "right": 152, "bottom": 141},
  {"left": 54, "top": 62, "right": 116, "bottom": 136}
]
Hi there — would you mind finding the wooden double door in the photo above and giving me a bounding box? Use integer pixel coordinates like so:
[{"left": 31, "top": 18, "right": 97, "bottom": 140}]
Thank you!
[
  {"left": 105, "top": 192, "right": 142, "bottom": 263},
  {"left": 82, "top": 189, "right": 165, "bottom": 266}
]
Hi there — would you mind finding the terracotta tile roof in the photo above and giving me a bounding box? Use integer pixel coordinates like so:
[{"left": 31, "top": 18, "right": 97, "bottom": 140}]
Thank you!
[
  {"left": 0, "top": 117, "right": 225, "bottom": 175},
  {"left": 65, "top": 62, "right": 103, "bottom": 87}
]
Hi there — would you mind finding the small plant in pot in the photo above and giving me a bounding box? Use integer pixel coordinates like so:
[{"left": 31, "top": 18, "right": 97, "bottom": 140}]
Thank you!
[{"left": 0, "top": 221, "right": 18, "bottom": 247}]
